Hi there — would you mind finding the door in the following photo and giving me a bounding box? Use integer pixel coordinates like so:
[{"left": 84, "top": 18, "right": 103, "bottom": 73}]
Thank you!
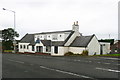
[
  {"left": 54, "top": 46, "right": 58, "bottom": 54},
  {"left": 36, "top": 46, "right": 43, "bottom": 52},
  {"left": 100, "top": 45, "right": 103, "bottom": 55}
]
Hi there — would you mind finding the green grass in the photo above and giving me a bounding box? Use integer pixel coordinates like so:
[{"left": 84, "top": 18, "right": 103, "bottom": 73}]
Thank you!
[{"left": 93, "top": 54, "right": 120, "bottom": 57}]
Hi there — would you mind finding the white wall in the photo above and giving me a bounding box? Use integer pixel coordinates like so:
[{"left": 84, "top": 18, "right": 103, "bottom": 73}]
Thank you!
[
  {"left": 34, "top": 32, "right": 71, "bottom": 42},
  {"left": 69, "top": 47, "right": 85, "bottom": 54},
  {"left": 51, "top": 46, "right": 69, "bottom": 56},
  {"left": 87, "top": 36, "right": 100, "bottom": 55},
  {"left": 34, "top": 42, "right": 44, "bottom": 52},
  {"left": 28, "top": 45, "right": 35, "bottom": 53},
  {"left": 18, "top": 43, "right": 30, "bottom": 53},
  {"left": 100, "top": 42, "right": 110, "bottom": 54}
]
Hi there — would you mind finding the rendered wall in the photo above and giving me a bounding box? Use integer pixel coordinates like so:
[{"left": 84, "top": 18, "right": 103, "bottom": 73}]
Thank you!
[
  {"left": 69, "top": 47, "right": 85, "bottom": 54},
  {"left": 87, "top": 36, "right": 100, "bottom": 55}
]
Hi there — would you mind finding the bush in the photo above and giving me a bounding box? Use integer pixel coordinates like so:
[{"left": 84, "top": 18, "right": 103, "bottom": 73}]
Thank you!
[
  {"left": 4, "top": 50, "right": 13, "bottom": 53},
  {"left": 64, "top": 52, "right": 74, "bottom": 56},
  {"left": 81, "top": 50, "right": 88, "bottom": 56}
]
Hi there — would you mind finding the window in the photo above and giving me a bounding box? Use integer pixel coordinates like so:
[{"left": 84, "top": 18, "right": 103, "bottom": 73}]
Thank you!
[
  {"left": 20, "top": 45, "right": 22, "bottom": 49},
  {"left": 46, "top": 46, "right": 51, "bottom": 52},
  {"left": 103, "top": 44, "right": 105, "bottom": 46},
  {"left": 60, "top": 35, "right": 62, "bottom": 37},
  {"left": 24, "top": 45, "right": 26, "bottom": 49},
  {"left": 27, "top": 45, "right": 29, "bottom": 49},
  {"left": 32, "top": 45, "right": 34, "bottom": 51},
  {"left": 44, "top": 35, "right": 47, "bottom": 40},
  {"left": 52, "top": 34, "right": 58, "bottom": 40}
]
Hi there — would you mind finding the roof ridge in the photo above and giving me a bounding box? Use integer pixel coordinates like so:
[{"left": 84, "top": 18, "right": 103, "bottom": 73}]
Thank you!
[{"left": 33, "top": 30, "right": 72, "bottom": 34}]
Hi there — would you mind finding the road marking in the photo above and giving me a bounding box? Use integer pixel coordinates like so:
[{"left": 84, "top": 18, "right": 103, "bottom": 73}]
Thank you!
[
  {"left": 74, "top": 59, "right": 77, "bottom": 61},
  {"left": 89, "top": 61, "right": 92, "bottom": 62},
  {"left": 8, "top": 59, "right": 24, "bottom": 64},
  {"left": 104, "top": 63, "right": 111, "bottom": 65},
  {"left": 77, "top": 60, "right": 81, "bottom": 61},
  {"left": 116, "top": 64, "right": 120, "bottom": 66},
  {"left": 39, "top": 65, "right": 94, "bottom": 79},
  {"left": 96, "top": 67, "right": 120, "bottom": 73},
  {"left": 97, "top": 62, "right": 101, "bottom": 63},
  {"left": 24, "top": 71, "right": 28, "bottom": 72}
]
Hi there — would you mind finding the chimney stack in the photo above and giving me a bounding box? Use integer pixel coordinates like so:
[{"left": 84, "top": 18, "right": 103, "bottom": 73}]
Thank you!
[
  {"left": 76, "top": 21, "right": 78, "bottom": 25},
  {"left": 72, "top": 21, "right": 79, "bottom": 32}
]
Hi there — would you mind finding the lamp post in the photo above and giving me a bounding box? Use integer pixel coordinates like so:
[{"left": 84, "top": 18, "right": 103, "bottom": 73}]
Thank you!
[{"left": 3, "top": 8, "right": 16, "bottom": 53}]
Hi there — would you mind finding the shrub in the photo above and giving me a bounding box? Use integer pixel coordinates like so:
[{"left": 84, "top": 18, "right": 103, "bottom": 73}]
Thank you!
[
  {"left": 4, "top": 50, "right": 13, "bottom": 53},
  {"left": 81, "top": 50, "right": 88, "bottom": 56},
  {"left": 64, "top": 51, "right": 74, "bottom": 56}
]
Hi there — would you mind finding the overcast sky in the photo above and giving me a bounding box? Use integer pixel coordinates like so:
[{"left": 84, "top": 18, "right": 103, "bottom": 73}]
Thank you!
[{"left": 0, "top": 0, "right": 119, "bottom": 40}]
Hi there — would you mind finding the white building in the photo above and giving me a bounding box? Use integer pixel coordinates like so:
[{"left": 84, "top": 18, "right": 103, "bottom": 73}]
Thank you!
[
  {"left": 18, "top": 21, "right": 100, "bottom": 56},
  {"left": 99, "top": 42, "right": 111, "bottom": 55},
  {"left": 0, "top": 30, "right": 2, "bottom": 42}
]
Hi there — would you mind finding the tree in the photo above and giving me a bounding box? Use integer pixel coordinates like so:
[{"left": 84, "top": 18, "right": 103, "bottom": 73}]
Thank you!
[
  {"left": 2, "top": 28, "right": 19, "bottom": 41},
  {"left": 2, "top": 28, "right": 19, "bottom": 51}
]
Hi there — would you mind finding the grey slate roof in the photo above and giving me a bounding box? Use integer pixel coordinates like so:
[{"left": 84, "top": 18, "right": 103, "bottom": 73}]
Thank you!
[
  {"left": 70, "top": 35, "right": 94, "bottom": 47},
  {"left": 20, "top": 34, "right": 34, "bottom": 43},
  {"left": 19, "top": 31, "right": 94, "bottom": 47},
  {"left": 34, "top": 30, "right": 73, "bottom": 35},
  {"left": 19, "top": 30, "right": 74, "bottom": 46},
  {"left": 52, "top": 41, "right": 64, "bottom": 46},
  {"left": 41, "top": 40, "right": 51, "bottom": 46}
]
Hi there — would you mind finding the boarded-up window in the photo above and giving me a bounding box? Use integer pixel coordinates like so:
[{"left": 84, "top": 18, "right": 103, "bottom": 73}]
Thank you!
[{"left": 52, "top": 34, "right": 58, "bottom": 40}]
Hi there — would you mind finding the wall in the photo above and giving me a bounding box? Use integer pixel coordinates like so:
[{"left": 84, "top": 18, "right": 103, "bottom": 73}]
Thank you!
[
  {"left": 34, "top": 32, "right": 71, "bottom": 42},
  {"left": 87, "top": 36, "right": 100, "bottom": 55},
  {"left": 69, "top": 47, "right": 85, "bottom": 54},
  {"left": 34, "top": 42, "right": 44, "bottom": 52},
  {"left": 51, "top": 46, "right": 68, "bottom": 56},
  {"left": 28, "top": 45, "right": 35, "bottom": 53},
  {"left": 100, "top": 42, "right": 110, "bottom": 54},
  {"left": 18, "top": 43, "right": 30, "bottom": 53}
]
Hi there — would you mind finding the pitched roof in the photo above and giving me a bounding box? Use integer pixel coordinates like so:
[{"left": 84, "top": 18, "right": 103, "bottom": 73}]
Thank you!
[
  {"left": 41, "top": 40, "right": 51, "bottom": 46},
  {"left": 70, "top": 35, "right": 94, "bottom": 47},
  {"left": 19, "top": 30, "right": 74, "bottom": 46},
  {"left": 20, "top": 34, "right": 34, "bottom": 43},
  {"left": 52, "top": 41, "right": 64, "bottom": 46},
  {"left": 34, "top": 30, "right": 73, "bottom": 35}
]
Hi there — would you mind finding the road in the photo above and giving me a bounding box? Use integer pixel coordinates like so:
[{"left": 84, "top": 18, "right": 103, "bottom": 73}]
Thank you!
[{"left": 2, "top": 53, "right": 120, "bottom": 79}]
